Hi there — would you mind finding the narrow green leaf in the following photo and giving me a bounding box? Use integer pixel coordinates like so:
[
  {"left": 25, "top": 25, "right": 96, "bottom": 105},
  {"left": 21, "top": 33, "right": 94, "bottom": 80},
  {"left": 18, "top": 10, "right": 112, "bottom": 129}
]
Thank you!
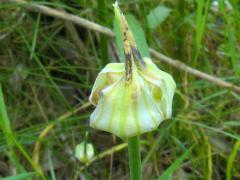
[
  {"left": 0, "top": 85, "right": 45, "bottom": 178},
  {"left": 0, "top": 85, "right": 26, "bottom": 172},
  {"left": 126, "top": 14, "right": 150, "bottom": 58},
  {"left": 176, "top": 118, "right": 240, "bottom": 140},
  {"left": 113, "top": 18, "right": 125, "bottom": 62},
  {"left": 147, "top": 6, "right": 171, "bottom": 30},
  {"left": 158, "top": 145, "right": 195, "bottom": 180},
  {"left": 1, "top": 172, "right": 36, "bottom": 180},
  {"left": 113, "top": 13, "right": 150, "bottom": 60},
  {"left": 30, "top": 13, "right": 41, "bottom": 60},
  {"left": 226, "top": 141, "right": 240, "bottom": 180},
  {"left": 0, "top": 84, "right": 11, "bottom": 132},
  {"left": 48, "top": 150, "right": 57, "bottom": 180},
  {"left": 194, "top": 0, "right": 211, "bottom": 65},
  {"left": 224, "top": 121, "right": 240, "bottom": 127}
]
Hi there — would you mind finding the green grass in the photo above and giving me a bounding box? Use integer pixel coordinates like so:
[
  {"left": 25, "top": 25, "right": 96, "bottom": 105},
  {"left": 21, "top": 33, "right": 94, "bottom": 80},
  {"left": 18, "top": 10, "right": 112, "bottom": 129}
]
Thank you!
[
  {"left": 0, "top": 172, "right": 36, "bottom": 180},
  {"left": 0, "top": 85, "right": 44, "bottom": 178},
  {"left": 0, "top": 0, "right": 240, "bottom": 179},
  {"left": 0, "top": 85, "right": 25, "bottom": 173},
  {"left": 194, "top": 0, "right": 211, "bottom": 66}
]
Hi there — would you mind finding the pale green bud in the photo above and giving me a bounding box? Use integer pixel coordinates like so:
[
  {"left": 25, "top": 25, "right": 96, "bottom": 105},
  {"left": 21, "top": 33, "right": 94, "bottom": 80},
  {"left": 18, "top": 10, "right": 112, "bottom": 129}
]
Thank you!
[
  {"left": 89, "top": 2, "right": 176, "bottom": 139},
  {"left": 75, "top": 142, "right": 94, "bottom": 163},
  {"left": 89, "top": 58, "right": 176, "bottom": 139}
]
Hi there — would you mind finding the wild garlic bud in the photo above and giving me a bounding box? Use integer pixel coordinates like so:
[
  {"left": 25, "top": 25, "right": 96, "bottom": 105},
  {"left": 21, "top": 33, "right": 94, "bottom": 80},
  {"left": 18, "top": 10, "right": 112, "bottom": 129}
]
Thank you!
[
  {"left": 89, "top": 2, "right": 176, "bottom": 139},
  {"left": 75, "top": 142, "right": 94, "bottom": 164}
]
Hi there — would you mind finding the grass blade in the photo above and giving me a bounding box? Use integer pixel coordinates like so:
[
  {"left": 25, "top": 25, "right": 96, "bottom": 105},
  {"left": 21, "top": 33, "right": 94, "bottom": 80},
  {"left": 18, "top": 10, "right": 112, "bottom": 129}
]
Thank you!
[
  {"left": 147, "top": 5, "right": 171, "bottom": 30},
  {"left": 0, "top": 84, "right": 25, "bottom": 173},
  {"left": 126, "top": 14, "right": 150, "bottom": 58},
  {"left": 158, "top": 145, "right": 195, "bottom": 180},
  {"left": 1, "top": 172, "right": 36, "bottom": 180},
  {"left": 194, "top": 0, "right": 211, "bottom": 66},
  {"left": 0, "top": 85, "right": 45, "bottom": 179},
  {"left": 30, "top": 13, "right": 41, "bottom": 60},
  {"left": 113, "top": 18, "right": 125, "bottom": 62},
  {"left": 0, "top": 85, "right": 11, "bottom": 132},
  {"left": 226, "top": 140, "right": 240, "bottom": 180}
]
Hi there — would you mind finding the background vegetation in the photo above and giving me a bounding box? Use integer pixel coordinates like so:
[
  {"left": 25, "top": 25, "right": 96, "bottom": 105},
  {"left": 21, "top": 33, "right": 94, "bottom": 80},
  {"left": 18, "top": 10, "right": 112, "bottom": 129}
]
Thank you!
[{"left": 0, "top": 0, "right": 239, "bottom": 179}]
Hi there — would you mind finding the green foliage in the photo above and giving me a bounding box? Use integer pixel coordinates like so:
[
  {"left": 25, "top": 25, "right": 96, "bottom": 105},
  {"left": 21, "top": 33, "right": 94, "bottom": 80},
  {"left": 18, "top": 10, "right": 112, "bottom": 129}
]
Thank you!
[
  {"left": 147, "top": 5, "right": 171, "bottom": 30},
  {"left": 0, "top": 85, "right": 25, "bottom": 173},
  {"left": 158, "top": 145, "right": 195, "bottom": 180},
  {"left": 194, "top": 0, "right": 211, "bottom": 65},
  {"left": 113, "top": 18, "right": 125, "bottom": 62},
  {"left": 126, "top": 14, "right": 150, "bottom": 58},
  {"left": 226, "top": 141, "right": 240, "bottom": 180},
  {"left": 0, "top": 85, "right": 11, "bottom": 132},
  {"left": 0, "top": 172, "right": 36, "bottom": 180},
  {"left": 0, "top": 0, "right": 239, "bottom": 179}
]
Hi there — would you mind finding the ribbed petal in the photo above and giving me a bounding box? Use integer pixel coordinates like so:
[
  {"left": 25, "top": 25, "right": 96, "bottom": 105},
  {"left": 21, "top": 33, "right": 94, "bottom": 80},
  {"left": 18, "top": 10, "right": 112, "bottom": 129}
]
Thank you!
[
  {"left": 90, "top": 70, "right": 164, "bottom": 139},
  {"left": 89, "top": 63, "right": 124, "bottom": 105},
  {"left": 140, "top": 57, "right": 176, "bottom": 119}
]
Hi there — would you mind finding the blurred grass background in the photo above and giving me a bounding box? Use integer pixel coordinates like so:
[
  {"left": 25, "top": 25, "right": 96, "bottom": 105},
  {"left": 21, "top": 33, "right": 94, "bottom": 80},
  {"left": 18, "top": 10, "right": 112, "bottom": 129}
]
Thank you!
[{"left": 0, "top": 0, "right": 240, "bottom": 179}]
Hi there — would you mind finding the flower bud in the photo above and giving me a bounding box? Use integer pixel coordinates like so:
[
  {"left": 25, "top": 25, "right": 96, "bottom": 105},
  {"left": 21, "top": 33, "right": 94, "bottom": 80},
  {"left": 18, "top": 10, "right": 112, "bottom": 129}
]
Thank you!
[
  {"left": 75, "top": 142, "right": 94, "bottom": 163},
  {"left": 89, "top": 2, "right": 176, "bottom": 139}
]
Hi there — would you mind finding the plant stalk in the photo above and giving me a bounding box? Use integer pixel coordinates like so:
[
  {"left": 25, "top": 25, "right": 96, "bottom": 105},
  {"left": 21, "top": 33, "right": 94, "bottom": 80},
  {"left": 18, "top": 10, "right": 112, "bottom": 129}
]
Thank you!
[
  {"left": 128, "top": 136, "right": 142, "bottom": 180},
  {"left": 97, "top": 0, "right": 109, "bottom": 66}
]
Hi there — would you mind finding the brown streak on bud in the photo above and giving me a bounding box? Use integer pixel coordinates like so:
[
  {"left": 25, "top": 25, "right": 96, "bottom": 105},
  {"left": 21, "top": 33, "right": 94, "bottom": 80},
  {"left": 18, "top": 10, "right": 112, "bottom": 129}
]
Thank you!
[
  {"left": 131, "top": 46, "right": 146, "bottom": 69},
  {"left": 125, "top": 52, "right": 132, "bottom": 81}
]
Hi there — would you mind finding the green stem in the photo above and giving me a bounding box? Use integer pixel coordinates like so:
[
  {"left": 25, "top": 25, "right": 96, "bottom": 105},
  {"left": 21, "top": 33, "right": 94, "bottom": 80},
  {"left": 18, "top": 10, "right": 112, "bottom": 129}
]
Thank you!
[
  {"left": 84, "top": 165, "right": 90, "bottom": 180},
  {"left": 128, "top": 136, "right": 142, "bottom": 180},
  {"left": 97, "top": 0, "right": 109, "bottom": 66}
]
